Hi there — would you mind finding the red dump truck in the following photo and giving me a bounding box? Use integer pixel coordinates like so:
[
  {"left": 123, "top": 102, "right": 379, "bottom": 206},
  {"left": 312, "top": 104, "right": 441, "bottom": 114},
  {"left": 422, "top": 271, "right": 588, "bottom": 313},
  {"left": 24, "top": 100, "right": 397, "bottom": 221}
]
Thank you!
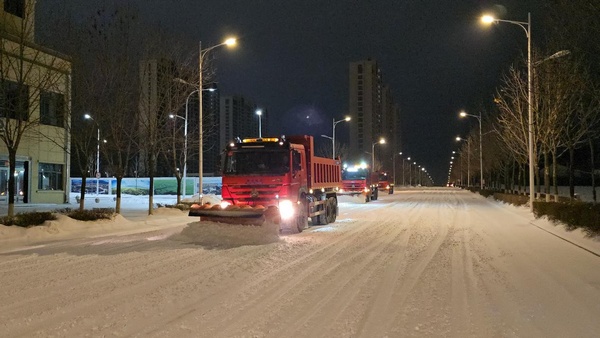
[
  {"left": 189, "top": 135, "right": 342, "bottom": 234},
  {"left": 339, "top": 164, "right": 379, "bottom": 202},
  {"left": 377, "top": 171, "right": 394, "bottom": 194}
]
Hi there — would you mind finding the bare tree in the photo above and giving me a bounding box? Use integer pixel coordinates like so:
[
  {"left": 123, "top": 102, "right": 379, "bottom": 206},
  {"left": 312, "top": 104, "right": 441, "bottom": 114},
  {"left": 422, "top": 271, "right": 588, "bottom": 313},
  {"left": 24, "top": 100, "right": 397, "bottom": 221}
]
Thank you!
[
  {"left": 78, "top": 5, "right": 142, "bottom": 214},
  {"left": 494, "top": 65, "right": 532, "bottom": 194}
]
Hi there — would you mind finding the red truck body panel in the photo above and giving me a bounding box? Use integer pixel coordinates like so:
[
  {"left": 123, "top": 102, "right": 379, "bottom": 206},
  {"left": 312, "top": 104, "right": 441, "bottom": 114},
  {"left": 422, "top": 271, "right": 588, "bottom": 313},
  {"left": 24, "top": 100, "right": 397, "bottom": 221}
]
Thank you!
[{"left": 286, "top": 135, "right": 342, "bottom": 190}]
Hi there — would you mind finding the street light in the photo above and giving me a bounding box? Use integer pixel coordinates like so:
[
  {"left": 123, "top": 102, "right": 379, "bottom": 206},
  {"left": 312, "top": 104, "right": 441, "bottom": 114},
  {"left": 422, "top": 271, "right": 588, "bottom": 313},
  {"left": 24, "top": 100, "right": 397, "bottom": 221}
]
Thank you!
[
  {"left": 393, "top": 151, "right": 402, "bottom": 185},
  {"left": 481, "top": 13, "right": 533, "bottom": 208},
  {"left": 371, "top": 138, "right": 385, "bottom": 169},
  {"left": 83, "top": 114, "right": 106, "bottom": 195},
  {"left": 256, "top": 109, "right": 263, "bottom": 138},
  {"left": 407, "top": 157, "right": 411, "bottom": 186},
  {"left": 456, "top": 136, "right": 470, "bottom": 187},
  {"left": 169, "top": 89, "right": 193, "bottom": 199},
  {"left": 197, "top": 37, "right": 236, "bottom": 202},
  {"left": 460, "top": 110, "right": 483, "bottom": 189},
  {"left": 173, "top": 81, "right": 218, "bottom": 198},
  {"left": 330, "top": 116, "right": 351, "bottom": 159}
]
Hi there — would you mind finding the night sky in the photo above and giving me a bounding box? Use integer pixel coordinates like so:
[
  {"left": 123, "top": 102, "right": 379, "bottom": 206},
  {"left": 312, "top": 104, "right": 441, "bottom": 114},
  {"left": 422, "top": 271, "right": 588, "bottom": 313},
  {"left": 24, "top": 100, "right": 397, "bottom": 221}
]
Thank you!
[{"left": 43, "top": 0, "right": 545, "bottom": 184}]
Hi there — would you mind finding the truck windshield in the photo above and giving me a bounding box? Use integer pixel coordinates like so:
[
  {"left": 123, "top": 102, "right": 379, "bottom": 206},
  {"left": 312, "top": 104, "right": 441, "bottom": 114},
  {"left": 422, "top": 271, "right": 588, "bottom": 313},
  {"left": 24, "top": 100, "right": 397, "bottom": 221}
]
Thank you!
[
  {"left": 342, "top": 170, "right": 367, "bottom": 180},
  {"left": 379, "top": 174, "right": 389, "bottom": 181},
  {"left": 224, "top": 150, "right": 290, "bottom": 175}
]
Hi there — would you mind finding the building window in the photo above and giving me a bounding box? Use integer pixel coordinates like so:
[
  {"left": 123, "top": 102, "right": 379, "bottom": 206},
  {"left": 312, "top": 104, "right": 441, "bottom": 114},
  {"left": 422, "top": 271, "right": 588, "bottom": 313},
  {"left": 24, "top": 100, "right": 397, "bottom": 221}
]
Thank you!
[
  {"left": 40, "top": 91, "right": 65, "bottom": 127},
  {"left": 357, "top": 64, "right": 362, "bottom": 73},
  {"left": 4, "top": 0, "right": 24, "bottom": 18},
  {"left": 38, "top": 163, "right": 63, "bottom": 191},
  {"left": 0, "top": 80, "right": 29, "bottom": 120}
]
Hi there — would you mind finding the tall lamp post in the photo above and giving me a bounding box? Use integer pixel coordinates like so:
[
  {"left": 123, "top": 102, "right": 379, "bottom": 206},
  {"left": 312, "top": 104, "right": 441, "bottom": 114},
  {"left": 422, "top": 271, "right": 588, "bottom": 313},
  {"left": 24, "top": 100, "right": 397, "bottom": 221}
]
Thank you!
[
  {"left": 170, "top": 88, "right": 198, "bottom": 198},
  {"left": 481, "top": 13, "right": 532, "bottom": 208},
  {"left": 456, "top": 136, "right": 470, "bottom": 187},
  {"left": 332, "top": 116, "right": 350, "bottom": 159},
  {"left": 197, "top": 37, "right": 236, "bottom": 202},
  {"left": 460, "top": 111, "right": 483, "bottom": 189},
  {"left": 393, "top": 152, "right": 402, "bottom": 185},
  {"left": 371, "top": 138, "right": 385, "bottom": 170},
  {"left": 83, "top": 114, "right": 105, "bottom": 195},
  {"left": 407, "top": 157, "right": 411, "bottom": 186},
  {"left": 256, "top": 109, "right": 263, "bottom": 138}
]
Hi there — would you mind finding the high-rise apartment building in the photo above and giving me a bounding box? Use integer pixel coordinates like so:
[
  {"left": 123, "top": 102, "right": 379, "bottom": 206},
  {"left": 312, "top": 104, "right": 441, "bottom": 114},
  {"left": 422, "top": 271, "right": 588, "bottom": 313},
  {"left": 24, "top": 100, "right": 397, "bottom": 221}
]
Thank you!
[
  {"left": 219, "top": 95, "right": 268, "bottom": 150},
  {"left": 202, "top": 84, "right": 221, "bottom": 176},
  {"left": 348, "top": 59, "right": 400, "bottom": 171}
]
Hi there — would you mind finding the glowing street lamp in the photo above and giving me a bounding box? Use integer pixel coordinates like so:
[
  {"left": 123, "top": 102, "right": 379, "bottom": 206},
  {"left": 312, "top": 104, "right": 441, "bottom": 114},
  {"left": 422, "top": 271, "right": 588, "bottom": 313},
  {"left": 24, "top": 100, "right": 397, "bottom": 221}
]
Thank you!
[
  {"left": 459, "top": 110, "right": 483, "bottom": 189},
  {"left": 83, "top": 114, "right": 107, "bottom": 196},
  {"left": 196, "top": 37, "right": 236, "bottom": 201},
  {"left": 256, "top": 109, "right": 263, "bottom": 138},
  {"left": 481, "top": 13, "right": 533, "bottom": 206},
  {"left": 456, "top": 136, "right": 470, "bottom": 187},
  {"left": 330, "top": 116, "right": 351, "bottom": 159},
  {"left": 371, "top": 138, "right": 385, "bottom": 169}
]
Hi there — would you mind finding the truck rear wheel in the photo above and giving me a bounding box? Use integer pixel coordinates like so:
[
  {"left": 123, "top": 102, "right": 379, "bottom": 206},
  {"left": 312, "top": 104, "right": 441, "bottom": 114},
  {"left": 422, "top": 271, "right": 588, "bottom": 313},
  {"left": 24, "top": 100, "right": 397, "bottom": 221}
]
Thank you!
[
  {"left": 372, "top": 188, "right": 378, "bottom": 201},
  {"left": 326, "top": 197, "right": 337, "bottom": 223},
  {"left": 315, "top": 200, "right": 329, "bottom": 225}
]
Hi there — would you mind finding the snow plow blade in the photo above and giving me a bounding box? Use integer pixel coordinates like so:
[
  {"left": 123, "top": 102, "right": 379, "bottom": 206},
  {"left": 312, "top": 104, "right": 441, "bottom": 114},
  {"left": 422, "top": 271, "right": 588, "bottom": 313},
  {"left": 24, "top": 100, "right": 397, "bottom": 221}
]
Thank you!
[{"left": 188, "top": 204, "right": 281, "bottom": 226}]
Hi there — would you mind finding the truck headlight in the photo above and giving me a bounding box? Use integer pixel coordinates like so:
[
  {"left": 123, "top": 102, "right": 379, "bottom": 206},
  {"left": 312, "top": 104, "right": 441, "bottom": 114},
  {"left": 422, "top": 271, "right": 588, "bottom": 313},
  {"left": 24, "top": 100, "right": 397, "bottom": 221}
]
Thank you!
[{"left": 279, "top": 200, "right": 295, "bottom": 219}]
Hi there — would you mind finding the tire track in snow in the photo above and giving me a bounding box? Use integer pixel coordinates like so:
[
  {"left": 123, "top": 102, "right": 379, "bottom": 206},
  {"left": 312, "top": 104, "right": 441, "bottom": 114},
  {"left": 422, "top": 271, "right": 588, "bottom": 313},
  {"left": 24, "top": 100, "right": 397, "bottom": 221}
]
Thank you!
[
  {"left": 130, "top": 204, "right": 393, "bottom": 336},
  {"left": 355, "top": 190, "right": 454, "bottom": 337},
  {"left": 1, "top": 240, "right": 241, "bottom": 337},
  {"left": 136, "top": 202, "right": 402, "bottom": 337}
]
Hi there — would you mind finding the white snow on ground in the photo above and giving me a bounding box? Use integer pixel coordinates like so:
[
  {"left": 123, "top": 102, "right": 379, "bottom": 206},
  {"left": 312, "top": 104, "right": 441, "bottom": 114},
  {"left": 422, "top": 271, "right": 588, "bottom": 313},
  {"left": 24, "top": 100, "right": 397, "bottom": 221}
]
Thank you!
[{"left": 1, "top": 188, "right": 600, "bottom": 337}]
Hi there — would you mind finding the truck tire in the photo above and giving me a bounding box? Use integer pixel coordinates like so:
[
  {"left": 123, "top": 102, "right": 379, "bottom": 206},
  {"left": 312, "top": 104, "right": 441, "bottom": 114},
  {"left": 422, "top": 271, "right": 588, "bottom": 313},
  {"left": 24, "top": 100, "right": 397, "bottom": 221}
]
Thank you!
[
  {"left": 283, "top": 199, "right": 308, "bottom": 234},
  {"left": 326, "top": 197, "right": 337, "bottom": 224},
  {"left": 389, "top": 187, "right": 394, "bottom": 194},
  {"left": 372, "top": 188, "right": 378, "bottom": 200},
  {"left": 315, "top": 200, "right": 329, "bottom": 225},
  {"left": 365, "top": 193, "right": 370, "bottom": 203},
  {"left": 281, "top": 219, "right": 300, "bottom": 234},
  {"left": 296, "top": 199, "right": 308, "bottom": 232}
]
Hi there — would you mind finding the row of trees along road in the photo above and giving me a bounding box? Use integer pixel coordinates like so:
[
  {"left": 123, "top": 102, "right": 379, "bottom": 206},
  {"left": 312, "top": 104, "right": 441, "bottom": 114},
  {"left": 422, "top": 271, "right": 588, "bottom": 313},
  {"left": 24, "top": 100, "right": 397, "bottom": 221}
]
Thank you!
[
  {"left": 451, "top": 0, "right": 600, "bottom": 202},
  {"left": 1, "top": 2, "right": 222, "bottom": 216}
]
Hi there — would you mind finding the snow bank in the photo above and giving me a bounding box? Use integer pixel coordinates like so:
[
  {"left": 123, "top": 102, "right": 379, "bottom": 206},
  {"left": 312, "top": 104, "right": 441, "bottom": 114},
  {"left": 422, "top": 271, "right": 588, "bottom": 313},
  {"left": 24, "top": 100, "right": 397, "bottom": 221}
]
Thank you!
[{"left": 170, "top": 220, "right": 281, "bottom": 248}]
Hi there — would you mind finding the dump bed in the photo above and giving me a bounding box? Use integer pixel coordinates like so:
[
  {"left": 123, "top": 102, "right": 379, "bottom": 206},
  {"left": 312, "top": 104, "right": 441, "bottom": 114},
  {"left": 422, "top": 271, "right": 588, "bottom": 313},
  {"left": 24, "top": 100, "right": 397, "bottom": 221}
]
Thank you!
[{"left": 287, "top": 135, "right": 342, "bottom": 190}]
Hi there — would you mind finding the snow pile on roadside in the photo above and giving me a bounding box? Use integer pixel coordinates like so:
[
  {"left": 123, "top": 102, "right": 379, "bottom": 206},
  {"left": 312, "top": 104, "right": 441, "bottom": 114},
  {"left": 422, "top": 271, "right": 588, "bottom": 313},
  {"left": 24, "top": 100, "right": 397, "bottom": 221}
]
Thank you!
[
  {"left": 171, "top": 220, "right": 281, "bottom": 248},
  {"left": 0, "top": 214, "right": 134, "bottom": 243}
]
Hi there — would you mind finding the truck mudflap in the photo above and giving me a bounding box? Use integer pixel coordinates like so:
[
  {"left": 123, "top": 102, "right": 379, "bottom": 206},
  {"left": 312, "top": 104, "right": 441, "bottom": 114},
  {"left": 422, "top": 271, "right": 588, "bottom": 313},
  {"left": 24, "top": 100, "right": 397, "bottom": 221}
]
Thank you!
[{"left": 188, "top": 204, "right": 281, "bottom": 226}]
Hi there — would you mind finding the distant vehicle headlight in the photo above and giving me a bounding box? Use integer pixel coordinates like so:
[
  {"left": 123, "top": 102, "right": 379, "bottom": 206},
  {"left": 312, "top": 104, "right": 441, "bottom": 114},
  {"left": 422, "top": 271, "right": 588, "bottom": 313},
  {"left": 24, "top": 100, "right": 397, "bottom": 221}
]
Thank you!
[{"left": 278, "top": 200, "right": 295, "bottom": 219}]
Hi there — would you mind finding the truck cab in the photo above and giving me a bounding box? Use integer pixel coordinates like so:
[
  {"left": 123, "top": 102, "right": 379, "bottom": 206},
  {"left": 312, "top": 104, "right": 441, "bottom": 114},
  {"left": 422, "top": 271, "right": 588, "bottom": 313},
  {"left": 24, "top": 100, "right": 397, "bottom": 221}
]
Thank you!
[
  {"left": 339, "top": 164, "right": 379, "bottom": 202},
  {"left": 377, "top": 171, "right": 394, "bottom": 194},
  {"left": 211, "top": 135, "right": 341, "bottom": 233}
]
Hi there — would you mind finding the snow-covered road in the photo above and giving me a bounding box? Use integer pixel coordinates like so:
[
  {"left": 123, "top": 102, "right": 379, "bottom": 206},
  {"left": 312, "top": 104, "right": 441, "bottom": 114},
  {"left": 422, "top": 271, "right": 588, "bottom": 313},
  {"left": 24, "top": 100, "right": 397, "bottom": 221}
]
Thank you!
[{"left": 1, "top": 188, "right": 600, "bottom": 337}]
